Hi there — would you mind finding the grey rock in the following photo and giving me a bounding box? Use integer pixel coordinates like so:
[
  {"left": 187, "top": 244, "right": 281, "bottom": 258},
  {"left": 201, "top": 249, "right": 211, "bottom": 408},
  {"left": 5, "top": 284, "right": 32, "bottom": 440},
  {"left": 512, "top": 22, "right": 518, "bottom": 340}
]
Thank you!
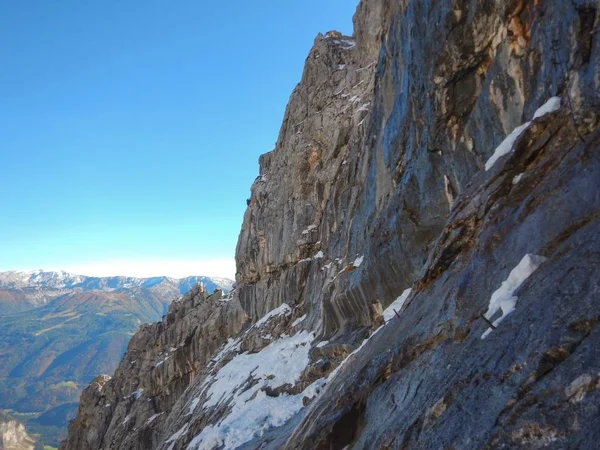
[
  {"left": 61, "top": 0, "right": 600, "bottom": 449},
  {"left": 0, "top": 412, "right": 35, "bottom": 450},
  {"left": 60, "top": 286, "right": 248, "bottom": 450}
]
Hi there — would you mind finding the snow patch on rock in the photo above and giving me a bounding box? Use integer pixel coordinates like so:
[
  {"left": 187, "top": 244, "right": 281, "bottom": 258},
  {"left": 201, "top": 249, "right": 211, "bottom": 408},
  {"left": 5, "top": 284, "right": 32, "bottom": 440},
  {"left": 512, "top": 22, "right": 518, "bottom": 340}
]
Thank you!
[
  {"left": 252, "top": 303, "right": 292, "bottom": 329},
  {"left": 291, "top": 314, "right": 307, "bottom": 327},
  {"left": 383, "top": 288, "right": 412, "bottom": 321},
  {"left": 485, "top": 97, "right": 561, "bottom": 171},
  {"left": 188, "top": 331, "right": 318, "bottom": 449},
  {"left": 481, "top": 254, "right": 547, "bottom": 339}
]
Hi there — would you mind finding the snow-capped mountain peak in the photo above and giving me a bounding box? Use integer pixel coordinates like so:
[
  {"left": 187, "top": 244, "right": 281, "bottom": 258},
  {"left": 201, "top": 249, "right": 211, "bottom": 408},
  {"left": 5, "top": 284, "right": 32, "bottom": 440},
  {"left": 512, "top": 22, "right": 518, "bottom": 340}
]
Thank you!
[{"left": 0, "top": 270, "right": 234, "bottom": 294}]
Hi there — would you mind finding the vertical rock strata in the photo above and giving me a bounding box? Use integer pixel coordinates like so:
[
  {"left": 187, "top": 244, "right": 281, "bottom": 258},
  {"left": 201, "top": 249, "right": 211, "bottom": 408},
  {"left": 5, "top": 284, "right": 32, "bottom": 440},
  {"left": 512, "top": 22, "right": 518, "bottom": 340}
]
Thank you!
[{"left": 62, "top": 0, "right": 600, "bottom": 449}]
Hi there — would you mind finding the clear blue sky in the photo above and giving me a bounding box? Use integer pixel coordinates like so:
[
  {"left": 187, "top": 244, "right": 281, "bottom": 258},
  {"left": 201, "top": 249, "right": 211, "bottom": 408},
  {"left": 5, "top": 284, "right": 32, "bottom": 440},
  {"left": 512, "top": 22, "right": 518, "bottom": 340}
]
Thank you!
[{"left": 0, "top": 1, "right": 357, "bottom": 278}]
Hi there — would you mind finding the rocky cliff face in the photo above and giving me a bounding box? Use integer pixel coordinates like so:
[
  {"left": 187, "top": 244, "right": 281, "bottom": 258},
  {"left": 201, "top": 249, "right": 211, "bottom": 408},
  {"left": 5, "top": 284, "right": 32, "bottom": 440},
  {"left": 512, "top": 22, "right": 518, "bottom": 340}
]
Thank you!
[
  {"left": 62, "top": 0, "right": 600, "bottom": 449},
  {"left": 0, "top": 413, "right": 35, "bottom": 450}
]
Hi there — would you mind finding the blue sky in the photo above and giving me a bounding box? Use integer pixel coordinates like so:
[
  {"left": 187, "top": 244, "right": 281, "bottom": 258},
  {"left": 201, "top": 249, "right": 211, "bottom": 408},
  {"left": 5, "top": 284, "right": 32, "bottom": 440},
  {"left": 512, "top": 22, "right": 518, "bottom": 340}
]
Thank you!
[{"left": 0, "top": 1, "right": 357, "bottom": 279}]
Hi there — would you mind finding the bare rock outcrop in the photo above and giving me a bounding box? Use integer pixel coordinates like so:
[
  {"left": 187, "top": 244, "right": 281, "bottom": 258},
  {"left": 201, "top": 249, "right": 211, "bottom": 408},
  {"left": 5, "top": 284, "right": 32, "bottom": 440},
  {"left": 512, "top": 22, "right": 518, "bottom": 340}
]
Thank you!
[
  {"left": 60, "top": 286, "right": 249, "bottom": 450},
  {"left": 62, "top": 0, "right": 600, "bottom": 449},
  {"left": 0, "top": 413, "right": 35, "bottom": 450}
]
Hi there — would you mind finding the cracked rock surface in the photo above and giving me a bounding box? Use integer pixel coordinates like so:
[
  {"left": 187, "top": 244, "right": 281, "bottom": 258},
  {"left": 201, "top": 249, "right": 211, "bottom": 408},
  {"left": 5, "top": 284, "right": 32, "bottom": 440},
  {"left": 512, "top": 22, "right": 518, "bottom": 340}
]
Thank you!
[{"left": 62, "top": 0, "right": 600, "bottom": 449}]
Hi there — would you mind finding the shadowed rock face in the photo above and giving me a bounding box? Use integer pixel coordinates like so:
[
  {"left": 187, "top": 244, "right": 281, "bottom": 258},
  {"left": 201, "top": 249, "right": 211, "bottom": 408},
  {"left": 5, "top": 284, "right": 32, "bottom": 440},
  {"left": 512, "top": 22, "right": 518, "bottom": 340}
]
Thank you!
[
  {"left": 62, "top": 0, "right": 600, "bottom": 449},
  {"left": 285, "top": 111, "right": 600, "bottom": 450}
]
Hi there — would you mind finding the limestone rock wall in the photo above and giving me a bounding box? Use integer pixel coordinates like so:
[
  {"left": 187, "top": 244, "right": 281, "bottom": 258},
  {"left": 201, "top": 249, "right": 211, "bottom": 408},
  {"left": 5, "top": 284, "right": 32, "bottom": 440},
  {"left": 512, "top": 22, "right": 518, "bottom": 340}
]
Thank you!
[
  {"left": 60, "top": 286, "right": 248, "bottom": 450},
  {"left": 61, "top": 0, "right": 600, "bottom": 449},
  {"left": 285, "top": 106, "right": 600, "bottom": 450},
  {"left": 0, "top": 415, "right": 35, "bottom": 450},
  {"left": 237, "top": 0, "right": 600, "bottom": 342}
]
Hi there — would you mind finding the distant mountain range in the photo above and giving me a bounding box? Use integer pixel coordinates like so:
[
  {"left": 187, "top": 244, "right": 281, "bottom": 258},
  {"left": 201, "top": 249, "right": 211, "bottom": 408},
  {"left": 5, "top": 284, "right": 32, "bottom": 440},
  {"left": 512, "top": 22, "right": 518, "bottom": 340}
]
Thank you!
[
  {"left": 0, "top": 270, "right": 233, "bottom": 447},
  {"left": 0, "top": 270, "right": 234, "bottom": 315}
]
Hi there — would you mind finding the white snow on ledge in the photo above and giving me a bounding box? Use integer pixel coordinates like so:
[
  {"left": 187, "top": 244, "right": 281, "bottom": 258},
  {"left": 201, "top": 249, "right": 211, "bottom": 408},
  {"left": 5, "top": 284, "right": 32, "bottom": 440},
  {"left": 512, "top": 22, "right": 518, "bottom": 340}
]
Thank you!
[
  {"left": 145, "top": 412, "right": 163, "bottom": 426},
  {"left": 291, "top": 314, "right": 307, "bottom": 327},
  {"left": 301, "top": 224, "right": 318, "bottom": 235},
  {"left": 512, "top": 173, "right": 524, "bottom": 185},
  {"left": 252, "top": 303, "right": 292, "bottom": 329},
  {"left": 533, "top": 96, "right": 561, "bottom": 119},
  {"left": 485, "top": 97, "right": 561, "bottom": 171},
  {"left": 186, "top": 398, "right": 200, "bottom": 416},
  {"left": 484, "top": 122, "right": 531, "bottom": 171},
  {"left": 332, "top": 38, "right": 356, "bottom": 50},
  {"left": 211, "top": 337, "right": 241, "bottom": 365},
  {"left": 188, "top": 331, "right": 319, "bottom": 449},
  {"left": 481, "top": 254, "right": 547, "bottom": 339},
  {"left": 353, "top": 255, "right": 365, "bottom": 267},
  {"left": 383, "top": 288, "right": 412, "bottom": 322},
  {"left": 165, "top": 423, "right": 189, "bottom": 450},
  {"left": 155, "top": 356, "right": 170, "bottom": 367},
  {"left": 298, "top": 250, "right": 324, "bottom": 264}
]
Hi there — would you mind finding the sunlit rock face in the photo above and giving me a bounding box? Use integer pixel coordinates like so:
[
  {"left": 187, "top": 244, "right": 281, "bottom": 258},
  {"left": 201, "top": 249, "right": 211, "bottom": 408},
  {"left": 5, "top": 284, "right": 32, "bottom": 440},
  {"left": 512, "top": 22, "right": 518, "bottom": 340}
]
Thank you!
[
  {"left": 0, "top": 414, "right": 35, "bottom": 450},
  {"left": 62, "top": 0, "right": 600, "bottom": 449}
]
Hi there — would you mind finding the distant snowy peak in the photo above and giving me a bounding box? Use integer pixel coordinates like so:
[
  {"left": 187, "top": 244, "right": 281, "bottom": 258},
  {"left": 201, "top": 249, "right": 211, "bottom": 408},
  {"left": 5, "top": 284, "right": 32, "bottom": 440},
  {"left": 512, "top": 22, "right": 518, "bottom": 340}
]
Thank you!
[
  {"left": 27, "top": 270, "right": 85, "bottom": 289},
  {"left": 0, "top": 269, "right": 82, "bottom": 289},
  {"left": 0, "top": 270, "right": 234, "bottom": 294}
]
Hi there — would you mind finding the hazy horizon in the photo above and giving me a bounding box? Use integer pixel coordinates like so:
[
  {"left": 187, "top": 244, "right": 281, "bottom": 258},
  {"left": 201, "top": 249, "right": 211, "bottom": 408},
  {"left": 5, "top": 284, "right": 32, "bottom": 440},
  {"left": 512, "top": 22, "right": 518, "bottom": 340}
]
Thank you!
[{"left": 0, "top": 258, "right": 237, "bottom": 279}]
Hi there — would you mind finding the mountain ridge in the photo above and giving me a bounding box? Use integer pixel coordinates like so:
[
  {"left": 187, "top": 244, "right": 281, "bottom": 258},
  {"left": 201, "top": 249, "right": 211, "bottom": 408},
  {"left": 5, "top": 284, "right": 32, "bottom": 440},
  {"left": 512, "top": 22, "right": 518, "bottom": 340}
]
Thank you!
[
  {"left": 62, "top": 0, "right": 600, "bottom": 448},
  {"left": 0, "top": 270, "right": 234, "bottom": 316},
  {"left": 0, "top": 269, "right": 233, "bottom": 292}
]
